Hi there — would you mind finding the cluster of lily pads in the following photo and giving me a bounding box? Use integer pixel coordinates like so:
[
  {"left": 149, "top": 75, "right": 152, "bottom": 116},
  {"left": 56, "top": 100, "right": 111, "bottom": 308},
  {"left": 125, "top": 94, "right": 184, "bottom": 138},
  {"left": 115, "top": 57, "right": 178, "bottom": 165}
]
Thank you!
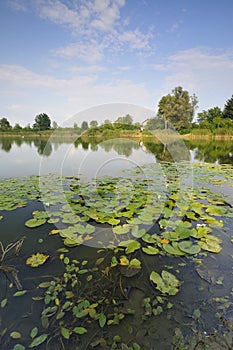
[
  {"left": 0, "top": 161, "right": 233, "bottom": 348},
  {"left": 23, "top": 162, "right": 233, "bottom": 258}
]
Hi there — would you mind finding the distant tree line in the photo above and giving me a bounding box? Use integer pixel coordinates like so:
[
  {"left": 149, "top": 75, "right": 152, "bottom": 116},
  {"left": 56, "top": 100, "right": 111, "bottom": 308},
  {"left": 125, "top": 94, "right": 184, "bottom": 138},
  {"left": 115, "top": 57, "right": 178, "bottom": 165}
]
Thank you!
[
  {"left": 0, "top": 113, "right": 52, "bottom": 132},
  {"left": 1, "top": 89, "right": 233, "bottom": 134}
]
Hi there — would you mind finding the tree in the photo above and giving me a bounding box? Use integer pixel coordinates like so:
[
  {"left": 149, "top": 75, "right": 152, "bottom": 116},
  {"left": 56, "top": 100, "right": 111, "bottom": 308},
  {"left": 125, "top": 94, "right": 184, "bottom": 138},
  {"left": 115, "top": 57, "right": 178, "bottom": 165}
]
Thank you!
[
  {"left": 0, "top": 117, "right": 12, "bottom": 131},
  {"left": 33, "top": 113, "right": 51, "bottom": 131},
  {"left": 197, "top": 106, "right": 222, "bottom": 124},
  {"left": 223, "top": 95, "right": 233, "bottom": 120},
  {"left": 90, "top": 120, "right": 98, "bottom": 128},
  {"left": 115, "top": 114, "right": 133, "bottom": 125},
  {"left": 13, "top": 123, "right": 22, "bottom": 132},
  {"left": 81, "top": 121, "right": 89, "bottom": 131},
  {"left": 24, "top": 123, "right": 31, "bottom": 131},
  {"left": 158, "top": 86, "right": 198, "bottom": 130}
]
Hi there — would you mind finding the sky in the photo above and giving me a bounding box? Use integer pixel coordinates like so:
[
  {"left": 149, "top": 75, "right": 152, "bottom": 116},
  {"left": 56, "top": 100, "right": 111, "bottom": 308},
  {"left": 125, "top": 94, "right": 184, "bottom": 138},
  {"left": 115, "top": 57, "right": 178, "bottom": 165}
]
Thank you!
[{"left": 0, "top": 0, "right": 233, "bottom": 126}]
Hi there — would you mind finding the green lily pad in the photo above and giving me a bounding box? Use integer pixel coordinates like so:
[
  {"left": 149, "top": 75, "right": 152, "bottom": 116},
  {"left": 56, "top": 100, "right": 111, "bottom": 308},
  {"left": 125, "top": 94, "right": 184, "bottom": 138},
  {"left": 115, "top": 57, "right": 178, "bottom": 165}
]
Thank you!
[
  {"left": 142, "top": 246, "right": 159, "bottom": 255},
  {"left": 112, "top": 224, "right": 130, "bottom": 235},
  {"left": 198, "top": 235, "right": 222, "bottom": 253},
  {"left": 26, "top": 253, "right": 49, "bottom": 267},
  {"left": 150, "top": 270, "right": 180, "bottom": 295},
  {"left": 25, "top": 218, "right": 46, "bottom": 228},
  {"left": 162, "top": 242, "right": 186, "bottom": 256},
  {"left": 119, "top": 240, "right": 141, "bottom": 254},
  {"left": 178, "top": 241, "right": 201, "bottom": 255}
]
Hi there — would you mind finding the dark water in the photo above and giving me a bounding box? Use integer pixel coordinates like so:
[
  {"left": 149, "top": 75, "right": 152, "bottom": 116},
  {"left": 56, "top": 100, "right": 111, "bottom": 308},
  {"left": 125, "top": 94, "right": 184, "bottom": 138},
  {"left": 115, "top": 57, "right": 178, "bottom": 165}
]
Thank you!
[{"left": 0, "top": 136, "right": 232, "bottom": 349}]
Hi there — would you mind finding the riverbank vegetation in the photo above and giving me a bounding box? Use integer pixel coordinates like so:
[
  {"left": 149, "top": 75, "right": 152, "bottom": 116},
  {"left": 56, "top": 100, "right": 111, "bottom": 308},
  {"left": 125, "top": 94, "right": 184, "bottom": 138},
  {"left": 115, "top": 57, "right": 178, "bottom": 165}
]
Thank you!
[{"left": 1, "top": 87, "right": 233, "bottom": 139}]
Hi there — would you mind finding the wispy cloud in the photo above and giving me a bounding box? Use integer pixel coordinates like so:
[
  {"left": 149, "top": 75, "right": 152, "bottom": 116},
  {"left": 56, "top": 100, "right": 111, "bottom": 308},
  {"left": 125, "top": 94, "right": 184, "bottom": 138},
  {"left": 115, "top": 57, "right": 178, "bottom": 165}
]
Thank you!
[
  {"left": 0, "top": 63, "right": 152, "bottom": 124},
  {"left": 158, "top": 48, "right": 233, "bottom": 109},
  {"left": 9, "top": 0, "right": 154, "bottom": 63}
]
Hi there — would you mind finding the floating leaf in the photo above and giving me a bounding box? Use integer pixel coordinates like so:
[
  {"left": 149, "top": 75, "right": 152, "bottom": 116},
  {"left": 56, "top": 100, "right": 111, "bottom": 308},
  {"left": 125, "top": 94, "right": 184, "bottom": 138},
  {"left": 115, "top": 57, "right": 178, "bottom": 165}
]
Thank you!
[
  {"left": 10, "top": 331, "right": 21, "bottom": 339},
  {"left": 73, "top": 327, "right": 87, "bottom": 335},
  {"left": 108, "top": 218, "right": 121, "bottom": 226},
  {"left": 178, "top": 241, "right": 201, "bottom": 255},
  {"left": 1, "top": 298, "right": 7, "bottom": 308},
  {"left": 119, "top": 240, "right": 141, "bottom": 254},
  {"left": 49, "top": 229, "right": 60, "bottom": 235},
  {"left": 98, "top": 313, "right": 106, "bottom": 328},
  {"left": 95, "top": 257, "right": 105, "bottom": 265},
  {"left": 198, "top": 235, "right": 222, "bottom": 253},
  {"left": 142, "top": 246, "right": 159, "bottom": 255},
  {"left": 61, "top": 327, "right": 70, "bottom": 339},
  {"left": 119, "top": 256, "right": 130, "bottom": 266},
  {"left": 26, "top": 253, "right": 49, "bottom": 267},
  {"left": 30, "top": 327, "right": 38, "bottom": 339},
  {"left": 160, "top": 238, "right": 170, "bottom": 244},
  {"left": 25, "top": 218, "right": 46, "bottom": 228},
  {"left": 150, "top": 270, "right": 180, "bottom": 295},
  {"left": 131, "top": 225, "right": 145, "bottom": 238},
  {"left": 29, "top": 334, "right": 48, "bottom": 348},
  {"left": 38, "top": 282, "right": 51, "bottom": 288},
  {"left": 162, "top": 242, "right": 185, "bottom": 256},
  {"left": 112, "top": 224, "right": 130, "bottom": 235},
  {"left": 12, "top": 345, "right": 25, "bottom": 350},
  {"left": 13, "top": 290, "right": 27, "bottom": 297}
]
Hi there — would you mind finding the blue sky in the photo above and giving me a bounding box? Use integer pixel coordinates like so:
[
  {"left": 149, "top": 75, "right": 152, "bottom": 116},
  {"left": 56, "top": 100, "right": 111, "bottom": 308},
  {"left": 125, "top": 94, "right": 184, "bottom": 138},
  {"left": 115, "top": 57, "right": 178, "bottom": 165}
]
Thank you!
[{"left": 1, "top": 0, "right": 233, "bottom": 126}]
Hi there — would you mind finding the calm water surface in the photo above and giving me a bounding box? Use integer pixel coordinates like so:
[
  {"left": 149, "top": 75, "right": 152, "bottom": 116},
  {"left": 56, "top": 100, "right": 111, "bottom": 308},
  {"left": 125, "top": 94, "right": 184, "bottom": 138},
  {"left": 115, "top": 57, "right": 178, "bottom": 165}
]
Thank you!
[{"left": 0, "top": 136, "right": 233, "bottom": 178}]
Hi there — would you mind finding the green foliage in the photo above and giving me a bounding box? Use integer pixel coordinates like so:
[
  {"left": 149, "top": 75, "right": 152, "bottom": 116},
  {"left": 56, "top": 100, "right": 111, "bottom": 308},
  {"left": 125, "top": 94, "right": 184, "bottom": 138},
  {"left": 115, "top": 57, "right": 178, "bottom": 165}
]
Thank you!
[
  {"left": 81, "top": 120, "right": 89, "bottom": 131},
  {"left": 90, "top": 120, "right": 98, "bottom": 128},
  {"left": 150, "top": 270, "right": 180, "bottom": 295},
  {"left": 0, "top": 117, "right": 12, "bottom": 131},
  {"left": 33, "top": 113, "right": 51, "bottom": 131},
  {"left": 197, "top": 106, "right": 222, "bottom": 124},
  {"left": 223, "top": 94, "right": 233, "bottom": 120},
  {"left": 158, "top": 86, "right": 198, "bottom": 131},
  {"left": 115, "top": 114, "right": 134, "bottom": 125},
  {"left": 13, "top": 123, "right": 23, "bottom": 132}
]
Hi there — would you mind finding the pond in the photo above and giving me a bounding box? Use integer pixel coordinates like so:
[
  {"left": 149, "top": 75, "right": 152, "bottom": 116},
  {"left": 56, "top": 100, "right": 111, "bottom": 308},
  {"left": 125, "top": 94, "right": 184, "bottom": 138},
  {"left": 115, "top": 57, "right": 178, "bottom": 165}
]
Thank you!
[{"left": 0, "top": 135, "right": 233, "bottom": 350}]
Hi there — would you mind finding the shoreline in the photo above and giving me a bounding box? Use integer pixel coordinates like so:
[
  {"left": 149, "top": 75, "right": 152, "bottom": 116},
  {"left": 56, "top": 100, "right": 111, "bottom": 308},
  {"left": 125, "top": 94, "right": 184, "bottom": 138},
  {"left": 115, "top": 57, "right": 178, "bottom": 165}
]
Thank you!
[{"left": 0, "top": 131, "right": 233, "bottom": 141}]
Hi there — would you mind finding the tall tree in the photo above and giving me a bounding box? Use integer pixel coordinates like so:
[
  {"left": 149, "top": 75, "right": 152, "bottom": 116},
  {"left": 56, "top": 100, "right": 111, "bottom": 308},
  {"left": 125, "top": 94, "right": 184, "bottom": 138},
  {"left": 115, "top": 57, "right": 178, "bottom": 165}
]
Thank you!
[
  {"left": 0, "top": 117, "right": 12, "bottom": 131},
  {"left": 223, "top": 95, "right": 233, "bottom": 120},
  {"left": 33, "top": 113, "right": 51, "bottom": 131},
  {"left": 158, "top": 86, "right": 198, "bottom": 130}
]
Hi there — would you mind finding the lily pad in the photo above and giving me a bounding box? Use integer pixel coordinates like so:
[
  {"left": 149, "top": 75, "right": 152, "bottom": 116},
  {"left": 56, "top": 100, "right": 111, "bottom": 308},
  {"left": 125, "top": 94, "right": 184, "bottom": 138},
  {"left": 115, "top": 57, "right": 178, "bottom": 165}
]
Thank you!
[
  {"left": 26, "top": 253, "right": 49, "bottom": 267},
  {"left": 178, "top": 241, "right": 201, "bottom": 255},
  {"left": 162, "top": 242, "right": 186, "bottom": 256},
  {"left": 142, "top": 246, "right": 159, "bottom": 255},
  {"left": 119, "top": 240, "right": 141, "bottom": 254},
  {"left": 198, "top": 235, "right": 222, "bottom": 253},
  {"left": 25, "top": 218, "right": 46, "bottom": 228},
  {"left": 150, "top": 270, "right": 180, "bottom": 295}
]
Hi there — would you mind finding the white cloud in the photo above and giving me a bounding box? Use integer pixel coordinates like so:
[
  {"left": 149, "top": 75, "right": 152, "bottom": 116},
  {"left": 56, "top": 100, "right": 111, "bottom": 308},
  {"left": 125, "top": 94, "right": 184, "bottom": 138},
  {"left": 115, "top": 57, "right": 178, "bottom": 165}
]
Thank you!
[
  {"left": 161, "top": 48, "right": 233, "bottom": 110},
  {"left": 0, "top": 64, "right": 152, "bottom": 124},
  {"left": 118, "top": 29, "right": 153, "bottom": 50},
  {"left": 9, "top": 0, "right": 154, "bottom": 62},
  {"left": 54, "top": 41, "right": 105, "bottom": 63}
]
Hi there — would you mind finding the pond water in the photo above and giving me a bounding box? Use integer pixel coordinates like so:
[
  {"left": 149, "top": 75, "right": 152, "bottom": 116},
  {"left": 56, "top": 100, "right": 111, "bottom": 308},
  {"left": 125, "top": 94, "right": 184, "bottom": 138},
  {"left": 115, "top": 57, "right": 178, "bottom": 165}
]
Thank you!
[
  {"left": 0, "top": 136, "right": 233, "bottom": 178},
  {"left": 0, "top": 136, "right": 233, "bottom": 350}
]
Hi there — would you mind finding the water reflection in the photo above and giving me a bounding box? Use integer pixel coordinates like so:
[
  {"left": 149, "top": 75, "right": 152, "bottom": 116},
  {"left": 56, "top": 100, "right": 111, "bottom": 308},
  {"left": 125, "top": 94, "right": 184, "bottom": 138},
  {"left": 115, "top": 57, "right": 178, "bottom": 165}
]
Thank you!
[
  {"left": 185, "top": 139, "right": 233, "bottom": 164},
  {"left": 0, "top": 136, "right": 232, "bottom": 178}
]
